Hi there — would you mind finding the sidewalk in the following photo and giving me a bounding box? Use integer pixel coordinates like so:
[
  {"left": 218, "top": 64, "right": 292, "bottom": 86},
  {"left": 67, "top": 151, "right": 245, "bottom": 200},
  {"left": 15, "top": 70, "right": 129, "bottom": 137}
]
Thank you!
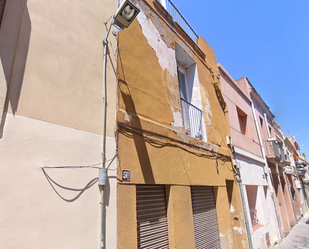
[{"left": 276, "top": 213, "right": 309, "bottom": 249}]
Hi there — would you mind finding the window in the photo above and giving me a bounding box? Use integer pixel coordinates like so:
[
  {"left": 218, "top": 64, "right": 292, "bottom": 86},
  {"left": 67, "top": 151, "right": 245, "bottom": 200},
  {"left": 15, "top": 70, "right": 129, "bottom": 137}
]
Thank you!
[
  {"left": 237, "top": 107, "right": 247, "bottom": 136},
  {"left": 175, "top": 43, "right": 206, "bottom": 141},
  {"left": 177, "top": 67, "right": 187, "bottom": 100},
  {"left": 259, "top": 117, "right": 263, "bottom": 128},
  {"left": 268, "top": 126, "right": 272, "bottom": 135},
  {"left": 245, "top": 185, "right": 266, "bottom": 232}
]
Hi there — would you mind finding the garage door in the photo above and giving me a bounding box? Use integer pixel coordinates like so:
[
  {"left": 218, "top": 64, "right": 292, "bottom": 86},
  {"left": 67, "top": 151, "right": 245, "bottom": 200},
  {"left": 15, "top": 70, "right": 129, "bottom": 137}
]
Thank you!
[
  {"left": 136, "top": 185, "right": 169, "bottom": 249},
  {"left": 191, "top": 186, "right": 221, "bottom": 249}
]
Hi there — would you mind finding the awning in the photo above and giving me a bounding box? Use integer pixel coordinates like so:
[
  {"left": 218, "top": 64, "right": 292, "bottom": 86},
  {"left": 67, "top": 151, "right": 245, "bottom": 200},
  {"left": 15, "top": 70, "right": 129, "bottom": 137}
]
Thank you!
[{"left": 294, "top": 154, "right": 309, "bottom": 165}]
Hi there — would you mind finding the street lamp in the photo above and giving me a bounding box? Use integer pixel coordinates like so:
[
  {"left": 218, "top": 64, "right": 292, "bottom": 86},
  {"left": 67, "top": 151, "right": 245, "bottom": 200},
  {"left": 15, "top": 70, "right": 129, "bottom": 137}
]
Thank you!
[
  {"left": 99, "top": 1, "right": 140, "bottom": 248},
  {"left": 114, "top": 0, "right": 140, "bottom": 30}
]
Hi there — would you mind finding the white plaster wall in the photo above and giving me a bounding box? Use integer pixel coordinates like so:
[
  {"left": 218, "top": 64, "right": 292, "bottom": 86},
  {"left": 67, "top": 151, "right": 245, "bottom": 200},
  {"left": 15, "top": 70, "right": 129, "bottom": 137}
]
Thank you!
[
  {"left": 256, "top": 185, "right": 268, "bottom": 224},
  {"left": 250, "top": 225, "right": 272, "bottom": 249},
  {"left": 0, "top": 113, "right": 117, "bottom": 248},
  {"left": 241, "top": 183, "right": 278, "bottom": 248},
  {"left": 238, "top": 153, "right": 280, "bottom": 246},
  {"left": 265, "top": 187, "right": 280, "bottom": 244},
  {"left": 137, "top": 8, "right": 177, "bottom": 77},
  {"left": 237, "top": 155, "right": 267, "bottom": 186}
]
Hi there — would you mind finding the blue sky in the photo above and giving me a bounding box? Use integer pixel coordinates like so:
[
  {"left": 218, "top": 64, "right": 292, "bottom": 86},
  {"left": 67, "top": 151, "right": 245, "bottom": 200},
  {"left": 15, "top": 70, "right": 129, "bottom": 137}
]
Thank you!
[{"left": 172, "top": 0, "right": 309, "bottom": 157}]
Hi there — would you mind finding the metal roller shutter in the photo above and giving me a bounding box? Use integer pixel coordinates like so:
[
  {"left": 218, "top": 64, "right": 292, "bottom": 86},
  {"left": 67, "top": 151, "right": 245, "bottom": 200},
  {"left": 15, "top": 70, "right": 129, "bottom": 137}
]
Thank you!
[
  {"left": 191, "top": 186, "right": 221, "bottom": 249},
  {"left": 136, "top": 185, "right": 169, "bottom": 249}
]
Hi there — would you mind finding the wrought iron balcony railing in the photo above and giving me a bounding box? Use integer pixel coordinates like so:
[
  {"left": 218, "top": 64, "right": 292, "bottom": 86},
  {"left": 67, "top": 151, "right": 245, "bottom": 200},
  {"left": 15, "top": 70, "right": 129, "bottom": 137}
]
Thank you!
[
  {"left": 158, "top": 0, "right": 198, "bottom": 42},
  {"left": 264, "top": 141, "right": 285, "bottom": 161},
  {"left": 180, "top": 98, "right": 203, "bottom": 139}
]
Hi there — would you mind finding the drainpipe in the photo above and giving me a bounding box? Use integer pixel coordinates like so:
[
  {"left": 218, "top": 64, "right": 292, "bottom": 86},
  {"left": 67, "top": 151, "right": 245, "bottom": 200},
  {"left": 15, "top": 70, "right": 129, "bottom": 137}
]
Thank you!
[
  {"left": 231, "top": 146, "right": 253, "bottom": 249},
  {"left": 251, "top": 102, "right": 282, "bottom": 242},
  {"left": 224, "top": 105, "right": 253, "bottom": 249},
  {"left": 98, "top": 20, "right": 114, "bottom": 249}
]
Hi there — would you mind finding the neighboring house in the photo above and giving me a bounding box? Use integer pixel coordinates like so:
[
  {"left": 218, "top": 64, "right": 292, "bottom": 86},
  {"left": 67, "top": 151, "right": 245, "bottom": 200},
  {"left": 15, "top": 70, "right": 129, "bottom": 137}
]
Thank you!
[
  {"left": 288, "top": 136, "right": 309, "bottom": 215},
  {"left": 116, "top": 0, "right": 248, "bottom": 248},
  {"left": 2, "top": 0, "right": 307, "bottom": 249},
  {"left": 0, "top": 0, "right": 249, "bottom": 248},
  {"left": 219, "top": 64, "right": 280, "bottom": 249},
  {"left": 236, "top": 76, "right": 298, "bottom": 238},
  {"left": 284, "top": 135, "right": 305, "bottom": 220},
  {"left": 0, "top": 0, "right": 119, "bottom": 248}
]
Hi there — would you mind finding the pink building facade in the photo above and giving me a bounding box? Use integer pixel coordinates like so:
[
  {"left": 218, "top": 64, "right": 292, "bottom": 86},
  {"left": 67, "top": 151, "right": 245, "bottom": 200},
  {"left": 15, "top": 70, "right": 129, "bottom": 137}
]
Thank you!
[{"left": 219, "top": 65, "right": 280, "bottom": 248}]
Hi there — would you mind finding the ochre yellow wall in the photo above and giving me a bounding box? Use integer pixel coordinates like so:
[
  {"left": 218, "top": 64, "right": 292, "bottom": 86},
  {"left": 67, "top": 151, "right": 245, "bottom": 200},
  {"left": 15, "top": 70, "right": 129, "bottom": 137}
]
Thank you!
[
  {"left": 166, "top": 185, "right": 196, "bottom": 249},
  {"left": 117, "top": 0, "right": 248, "bottom": 248},
  {"left": 117, "top": 184, "right": 137, "bottom": 249}
]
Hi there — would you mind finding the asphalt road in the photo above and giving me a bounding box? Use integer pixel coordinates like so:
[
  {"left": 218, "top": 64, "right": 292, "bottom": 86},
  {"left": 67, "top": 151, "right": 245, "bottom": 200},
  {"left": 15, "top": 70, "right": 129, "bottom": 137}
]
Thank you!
[{"left": 276, "top": 212, "right": 309, "bottom": 249}]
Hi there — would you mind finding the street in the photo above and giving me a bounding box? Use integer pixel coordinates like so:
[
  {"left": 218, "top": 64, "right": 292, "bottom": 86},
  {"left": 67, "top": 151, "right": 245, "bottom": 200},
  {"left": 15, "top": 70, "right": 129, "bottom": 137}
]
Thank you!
[{"left": 276, "top": 213, "right": 309, "bottom": 249}]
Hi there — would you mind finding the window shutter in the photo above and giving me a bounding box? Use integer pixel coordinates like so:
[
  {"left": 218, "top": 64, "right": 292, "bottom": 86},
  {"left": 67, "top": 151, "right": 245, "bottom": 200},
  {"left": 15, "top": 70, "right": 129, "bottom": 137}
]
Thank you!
[
  {"left": 191, "top": 186, "right": 221, "bottom": 249},
  {"left": 136, "top": 185, "right": 169, "bottom": 249}
]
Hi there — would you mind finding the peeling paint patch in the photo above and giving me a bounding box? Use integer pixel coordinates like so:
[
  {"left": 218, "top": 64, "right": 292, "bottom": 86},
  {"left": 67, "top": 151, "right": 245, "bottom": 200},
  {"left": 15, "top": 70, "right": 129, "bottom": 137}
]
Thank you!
[
  {"left": 171, "top": 111, "right": 182, "bottom": 128},
  {"left": 219, "top": 233, "right": 227, "bottom": 249},
  {"left": 205, "top": 96, "right": 212, "bottom": 122},
  {"left": 230, "top": 204, "right": 236, "bottom": 213},
  {"left": 137, "top": 10, "right": 177, "bottom": 77},
  {"left": 124, "top": 113, "right": 132, "bottom": 122},
  {"left": 233, "top": 226, "right": 243, "bottom": 234}
]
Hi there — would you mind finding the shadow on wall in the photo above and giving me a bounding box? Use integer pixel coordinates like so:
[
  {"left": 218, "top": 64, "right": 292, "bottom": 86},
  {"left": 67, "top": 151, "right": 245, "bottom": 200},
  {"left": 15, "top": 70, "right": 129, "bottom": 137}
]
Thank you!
[
  {"left": 0, "top": 0, "right": 31, "bottom": 137},
  {"left": 118, "top": 47, "right": 155, "bottom": 184},
  {"left": 42, "top": 168, "right": 98, "bottom": 202},
  {"left": 118, "top": 79, "right": 155, "bottom": 184}
]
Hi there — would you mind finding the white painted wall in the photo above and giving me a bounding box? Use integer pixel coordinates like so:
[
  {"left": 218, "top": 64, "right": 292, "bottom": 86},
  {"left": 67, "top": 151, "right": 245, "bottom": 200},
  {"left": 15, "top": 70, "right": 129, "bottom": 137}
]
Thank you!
[
  {"left": 0, "top": 0, "right": 118, "bottom": 247},
  {"left": 0, "top": 113, "right": 117, "bottom": 248},
  {"left": 237, "top": 154, "right": 279, "bottom": 247},
  {"left": 237, "top": 154, "right": 267, "bottom": 186}
]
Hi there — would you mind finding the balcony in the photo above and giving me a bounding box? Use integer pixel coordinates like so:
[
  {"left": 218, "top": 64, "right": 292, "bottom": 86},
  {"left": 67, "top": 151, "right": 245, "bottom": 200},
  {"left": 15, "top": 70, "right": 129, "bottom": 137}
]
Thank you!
[
  {"left": 180, "top": 98, "right": 203, "bottom": 140},
  {"left": 284, "top": 166, "right": 295, "bottom": 175},
  {"left": 285, "top": 159, "right": 291, "bottom": 166},
  {"left": 264, "top": 141, "right": 286, "bottom": 165},
  {"left": 158, "top": 0, "right": 198, "bottom": 42},
  {"left": 297, "top": 168, "right": 306, "bottom": 177}
]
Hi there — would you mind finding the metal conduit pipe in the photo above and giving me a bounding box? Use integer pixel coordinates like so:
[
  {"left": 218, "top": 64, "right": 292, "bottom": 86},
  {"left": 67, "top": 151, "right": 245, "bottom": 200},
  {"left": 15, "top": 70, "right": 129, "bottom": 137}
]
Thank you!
[
  {"left": 230, "top": 146, "right": 253, "bottom": 249},
  {"left": 98, "top": 2, "right": 140, "bottom": 248},
  {"left": 251, "top": 101, "right": 282, "bottom": 242},
  {"left": 239, "top": 180, "right": 253, "bottom": 249},
  {"left": 100, "top": 20, "right": 114, "bottom": 249}
]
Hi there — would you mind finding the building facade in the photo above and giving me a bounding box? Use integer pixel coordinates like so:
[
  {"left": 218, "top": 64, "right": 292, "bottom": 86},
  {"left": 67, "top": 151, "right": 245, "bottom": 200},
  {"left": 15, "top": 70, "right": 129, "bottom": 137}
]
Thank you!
[
  {"left": 287, "top": 136, "right": 309, "bottom": 216},
  {"left": 116, "top": 0, "right": 248, "bottom": 248},
  {"left": 219, "top": 65, "right": 280, "bottom": 248},
  {"left": 0, "top": 0, "right": 118, "bottom": 248},
  {"left": 235, "top": 76, "right": 309, "bottom": 240},
  {"left": 1, "top": 0, "right": 308, "bottom": 248}
]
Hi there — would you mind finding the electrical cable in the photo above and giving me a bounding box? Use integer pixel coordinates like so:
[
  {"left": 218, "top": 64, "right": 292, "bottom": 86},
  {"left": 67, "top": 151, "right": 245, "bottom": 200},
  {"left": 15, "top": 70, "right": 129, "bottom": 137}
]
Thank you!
[
  {"left": 117, "top": 121, "right": 232, "bottom": 162},
  {"left": 42, "top": 157, "right": 115, "bottom": 169}
]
